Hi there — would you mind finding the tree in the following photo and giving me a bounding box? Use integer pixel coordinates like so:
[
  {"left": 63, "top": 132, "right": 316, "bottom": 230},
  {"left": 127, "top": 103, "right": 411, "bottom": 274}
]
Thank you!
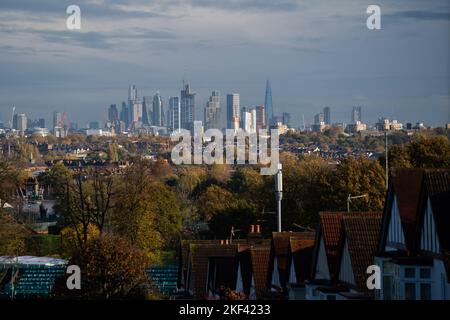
[
  {"left": 53, "top": 235, "right": 151, "bottom": 299},
  {"left": 0, "top": 211, "right": 32, "bottom": 256},
  {"left": 0, "top": 160, "right": 26, "bottom": 210},
  {"left": 408, "top": 135, "right": 450, "bottom": 168}
]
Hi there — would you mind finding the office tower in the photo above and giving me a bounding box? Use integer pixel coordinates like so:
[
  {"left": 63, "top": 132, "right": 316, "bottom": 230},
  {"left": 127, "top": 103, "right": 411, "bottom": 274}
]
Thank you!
[
  {"left": 227, "top": 93, "right": 240, "bottom": 130},
  {"left": 16, "top": 113, "right": 27, "bottom": 132},
  {"left": 264, "top": 80, "right": 273, "bottom": 127},
  {"left": 108, "top": 104, "right": 119, "bottom": 123},
  {"left": 181, "top": 83, "right": 195, "bottom": 130},
  {"left": 323, "top": 107, "right": 331, "bottom": 125},
  {"left": 89, "top": 121, "right": 100, "bottom": 130},
  {"left": 142, "top": 96, "right": 152, "bottom": 126},
  {"left": 282, "top": 112, "right": 291, "bottom": 127},
  {"left": 152, "top": 92, "right": 163, "bottom": 127},
  {"left": 351, "top": 106, "right": 362, "bottom": 124},
  {"left": 120, "top": 101, "right": 129, "bottom": 130},
  {"left": 53, "top": 111, "right": 62, "bottom": 130},
  {"left": 38, "top": 118, "right": 45, "bottom": 128},
  {"left": 128, "top": 84, "right": 142, "bottom": 127},
  {"left": 241, "top": 108, "right": 257, "bottom": 133},
  {"left": 193, "top": 120, "right": 204, "bottom": 136},
  {"left": 255, "top": 106, "right": 265, "bottom": 132},
  {"left": 314, "top": 113, "right": 324, "bottom": 125},
  {"left": 204, "top": 91, "right": 221, "bottom": 130},
  {"left": 168, "top": 96, "right": 181, "bottom": 132}
]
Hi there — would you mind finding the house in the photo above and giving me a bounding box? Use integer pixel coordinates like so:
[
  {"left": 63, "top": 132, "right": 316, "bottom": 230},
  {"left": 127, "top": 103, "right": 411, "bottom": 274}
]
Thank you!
[
  {"left": 335, "top": 212, "right": 382, "bottom": 300},
  {"left": 287, "top": 234, "right": 316, "bottom": 300},
  {"left": 375, "top": 169, "right": 450, "bottom": 300},
  {"left": 271, "top": 232, "right": 313, "bottom": 294},
  {"left": 306, "top": 212, "right": 344, "bottom": 300}
]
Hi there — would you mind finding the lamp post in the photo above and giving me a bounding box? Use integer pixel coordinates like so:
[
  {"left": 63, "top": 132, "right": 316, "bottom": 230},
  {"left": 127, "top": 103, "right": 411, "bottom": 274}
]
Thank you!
[
  {"left": 347, "top": 194, "right": 368, "bottom": 212},
  {"left": 275, "top": 163, "right": 283, "bottom": 232}
]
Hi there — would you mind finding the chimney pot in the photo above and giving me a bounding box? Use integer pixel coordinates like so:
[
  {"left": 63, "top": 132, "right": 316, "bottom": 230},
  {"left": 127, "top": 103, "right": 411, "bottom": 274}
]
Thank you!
[
  {"left": 256, "top": 225, "right": 261, "bottom": 233},
  {"left": 250, "top": 225, "right": 255, "bottom": 233}
]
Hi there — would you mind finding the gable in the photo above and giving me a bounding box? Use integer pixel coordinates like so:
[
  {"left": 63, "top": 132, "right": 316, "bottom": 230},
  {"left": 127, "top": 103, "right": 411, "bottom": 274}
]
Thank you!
[
  {"left": 271, "top": 256, "right": 280, "bottom": 289},
  {"left": 338, "top": 239, "right": 356, "bottom": 286},
  {"left": 420, "top": 197, "right": 441, "bottom": 254},
  {"left": 386, "top": 194, "right": 406, "bottom": 251},
  {"left": 315, "top": 236, "right": 331, "bottom": 280}
]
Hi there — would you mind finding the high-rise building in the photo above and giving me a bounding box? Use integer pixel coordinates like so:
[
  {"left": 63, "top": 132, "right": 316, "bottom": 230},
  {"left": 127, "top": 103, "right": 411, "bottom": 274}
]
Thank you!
[
  {"left": 255, "top": 106, "right": 265, "bottom": 132},
  {"left": 314, "top": 113, "right": 324, "bottom": 125},
  {"left": 282, "top": 112, "right": 291, "bottom": 127},
  {"left": 204, "top": 91, "right": 221, "bottom": 130},
  {"left": 227, "top": 93, "right": 240, "bottom": 130},
  {"left": 181, "top": 83, "right": 195, "bottom": 130},
  {"left": 37, "top": 118, "right": 45, "bottom": 128},
  {"left": 241, "top": 107, "right": 257, "bottom": 133},
  {"left": 120, "top": 101, "right": 129, "bottom": 130},
  {"left": 152, "top": 92, "right": 164, "bottom": 127},
  {"left": 15, "top": 113, "right": 27, "bottom": 132},
  {"left": 53, "top": 111, "right": 62, "bottom": 129},
  {"left": 142, "top": 96, "right": 152, "bottom": 126},
  {"left": 128, "top": 85, "right": 142, "bottom": 127},
  {"left": 168, "top": 97, "right": 181, "bottom": 132},
  {"left": 108, "top": 104, "right": 119, "bottom": 123},
  {"left": 323, "top": 107, "right": 331, "bottom": 125},
  {"left": 351, "top": 106, "right": 362, "bottom": 124},
  {"left": 264, "top": 80, "right": 274, "bottom": 127}
]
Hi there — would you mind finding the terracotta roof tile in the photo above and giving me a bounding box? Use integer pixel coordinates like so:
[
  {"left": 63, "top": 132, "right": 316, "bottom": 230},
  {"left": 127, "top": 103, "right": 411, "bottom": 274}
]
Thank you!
[
  {"left": 250, "top": 246, "right": 272, "bottom": 299},
  {"left": 318, "top": 212, "right": 345, "bottom": 279},
  {"left": 290, "top": 235, "right": 315, "bottom": 284},
  {"left": 340, "top": 212, "right": 383, "bottom": 293}
]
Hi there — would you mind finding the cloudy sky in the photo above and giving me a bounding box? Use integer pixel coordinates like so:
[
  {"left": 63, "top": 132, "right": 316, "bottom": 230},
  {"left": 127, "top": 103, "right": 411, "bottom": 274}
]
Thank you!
[{"left": 0, "top": 0, "right": 449, "bottom": 128}]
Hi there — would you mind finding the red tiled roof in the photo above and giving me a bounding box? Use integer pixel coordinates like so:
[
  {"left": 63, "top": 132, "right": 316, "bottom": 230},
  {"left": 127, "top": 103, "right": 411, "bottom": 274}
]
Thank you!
[
  {"left": 250, "top": 246, "right": 272, "bottom": 299},
  {"left": 290, "top": 235, "right": 315, "bottom": 284},
  {"left": 319, "top": 212, "right": 345, "bottom": 279},
  {"left": 339, "top": 212, "right": 383, "bottom": 293}
]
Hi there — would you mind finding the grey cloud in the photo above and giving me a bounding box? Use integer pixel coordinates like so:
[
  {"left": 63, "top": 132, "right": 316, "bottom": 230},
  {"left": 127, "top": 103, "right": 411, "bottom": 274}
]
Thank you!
[{"left": 386, "top": 10, "right": 450, "bottom": 21}]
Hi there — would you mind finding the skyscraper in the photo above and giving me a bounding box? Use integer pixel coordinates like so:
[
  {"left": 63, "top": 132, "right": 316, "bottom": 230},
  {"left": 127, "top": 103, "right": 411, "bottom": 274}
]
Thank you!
[
  {"left": 16, "top": 113, "right": 27, "bottom": 132},
  {"left": 120, "top": 101, "right": 129, "bottom": 130},
  {"left": 181, "top": 83, "right": 195, "bottom": 130},
  {"left": 142, "top": 97, "right": 151, "bottom": 126},
  {"left": 282, "top": 112, "right": 291, "bottom": 127},
  {"left": 264, "top": 80, "right": 273, "bottom": 127},
  {"left": 227, "top": 93, "right": 240, "bottom": 130},
  {"left": 168, "top": 97, "right": 181, "bottom": 132},
  {"left": 255, "top": 106, "right": 265, "bottom": 132},
  {"left": 351, "top": 106, "right": 362, "bottom": 124},
  {"left": 108, "top": 104, "right": 119, "bottom": 127},
  {"left": 204, "top": 91, "right": 221, "bottom": 130},
  {"left": 152, "top": 92, "right": 164, "bottom": 127},
  {"left": 314, "top": 113, "right": 324, "bottom": 125},
  {"left": 128, "top": 84, "right": 142, "bottom": 127},
  {"left": 241, "top": 107, "right": 257, "bottom": 133},
  {"left": 323, "top": 107, "right": 331, "bottom": 125},
  {"left": 53, "top": 112, "right": 62, "bottom": 129}
]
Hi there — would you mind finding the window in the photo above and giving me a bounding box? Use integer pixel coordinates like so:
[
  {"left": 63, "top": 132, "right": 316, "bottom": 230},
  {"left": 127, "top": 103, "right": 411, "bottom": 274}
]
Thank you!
[
  {"left": 383, "top": 276, "right": 394, "bottom": 300},
  {"left": 420, "top": 268, "right": 431, "bottom": 279},
  {"left": 404, "top": 268, "right": 415, "bottom": 278},
  {"left": 420, "top": 283, "right": 431, "bottom": 300},
  {"left": 405, "top": 283, "right": 416, "bottom": 300}
]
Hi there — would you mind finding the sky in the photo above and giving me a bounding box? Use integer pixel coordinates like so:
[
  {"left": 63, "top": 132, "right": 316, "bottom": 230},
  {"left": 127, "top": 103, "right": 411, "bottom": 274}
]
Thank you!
[{"left": 0, "top": 0, "right": 449, "bottom": 128}]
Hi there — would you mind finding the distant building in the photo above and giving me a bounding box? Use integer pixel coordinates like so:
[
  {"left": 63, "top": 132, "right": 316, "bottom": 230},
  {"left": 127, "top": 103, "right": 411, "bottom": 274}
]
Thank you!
[
  {"left": 204, "top": 91, "right": 221, "bottom": 130},
  {"left": 351, "top": 106, "right": 362, "bottom": 124},
  {"left": 227, "top": 93, "right": 240, "bottom": 130},
  {"left": 376, "top": 118, "right": 403, "bottom": 131},
  {"left": 128, "top": 85, "right": 142, "bottom": 127},
  {"left": 181, "top": 83, "right": 195, "bottom": 131},
  {"left": 346, "top": 121, "right": 367, "bottom": 133},
  {"left": 323, "top": 107, "right": 331, "bottom": 125},
  {"left": 264, "top": 80, "right": 274, "bottom": 127},
  {"left": 120, "top": 102, "right": 129, "bottom": 130},
  {"left": 314, "top": 113, "right": 324, "bottom": 125},
  {"left": 153, "top": 92, "right": 164, "bottom": 127},
  {"left": 241, "top": 107, "right": 257, "bottom": 133},
  {"left": 15, "top": 113, "right": 27, "bottom": 133},
  {"left": 255, "top": 106, "right": 265, "bottom": 132},
  {"left": 168, "top": 97, "right": 181, "bottom": 133}
]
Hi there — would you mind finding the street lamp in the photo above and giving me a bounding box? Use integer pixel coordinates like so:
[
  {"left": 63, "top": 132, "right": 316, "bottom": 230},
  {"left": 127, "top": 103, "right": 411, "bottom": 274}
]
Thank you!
[
  {"left": 275, "top": 163, "right": 283, "bottom": 232},
  {"left": 347, "top": 194, "right": 368, "bottom": 212}
]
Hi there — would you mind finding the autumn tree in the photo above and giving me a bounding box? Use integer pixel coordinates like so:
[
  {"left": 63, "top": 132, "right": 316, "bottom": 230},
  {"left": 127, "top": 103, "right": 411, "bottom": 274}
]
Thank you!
[{"left": 53, "top": 235, "right": 151, "bottom": 299}]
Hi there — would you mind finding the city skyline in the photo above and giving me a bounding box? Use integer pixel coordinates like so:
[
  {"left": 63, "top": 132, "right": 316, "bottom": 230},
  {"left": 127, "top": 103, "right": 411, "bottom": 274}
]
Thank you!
[{"left": 0, "top": 0, "right": 449, "bottom": 127}]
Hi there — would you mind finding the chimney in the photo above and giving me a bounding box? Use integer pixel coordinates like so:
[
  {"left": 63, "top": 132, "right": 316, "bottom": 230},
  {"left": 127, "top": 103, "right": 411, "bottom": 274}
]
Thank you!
[
  {"left": 250, "top": 224, "right": 255, "bottom": 233},
  {"left": 255, "top": 224, "right": 261, "bottom": 233}
]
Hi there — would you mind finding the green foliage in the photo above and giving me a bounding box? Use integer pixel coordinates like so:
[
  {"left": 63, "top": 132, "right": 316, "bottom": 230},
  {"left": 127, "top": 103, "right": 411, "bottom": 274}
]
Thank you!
[{"left": 25, "top": 234, "right": 61, "bottom": 256}]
